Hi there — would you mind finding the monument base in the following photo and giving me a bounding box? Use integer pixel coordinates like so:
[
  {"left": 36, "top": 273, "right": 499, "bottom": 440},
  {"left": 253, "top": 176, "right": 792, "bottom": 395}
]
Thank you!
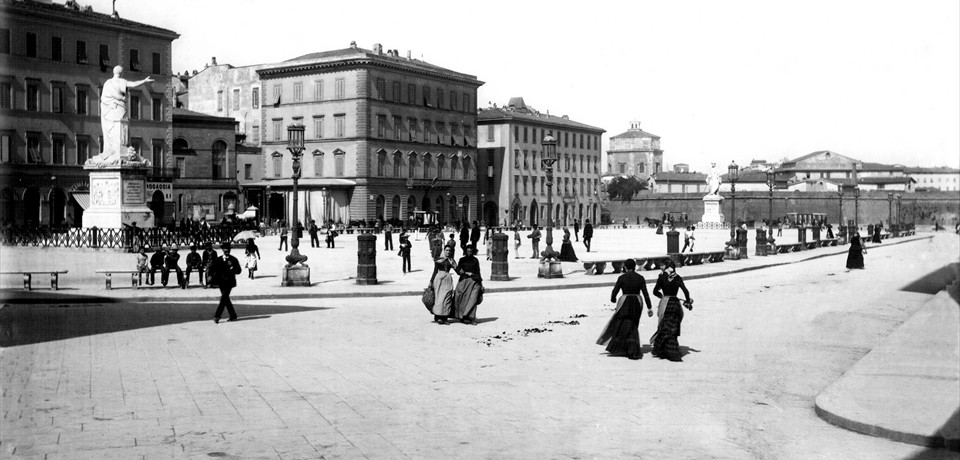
[
  {"left": 281, "top": 265, "right": 311, "bottom": 286},
  {"left": 698, "top": 194, "right": 728, "bottom": 230},
  {"left": 538, "top": 260, "right": 563, "bottom": 279},
  {"left": 83, "top": 166, "right": 154, "bottom": 228}
]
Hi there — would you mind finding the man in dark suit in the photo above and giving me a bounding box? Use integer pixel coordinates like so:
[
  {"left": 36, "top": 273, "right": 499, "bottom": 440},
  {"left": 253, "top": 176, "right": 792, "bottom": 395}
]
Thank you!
[
  {"left": 162, "top": 246, "right": 184, "bottom": 288},
  {"left": 583, "top": 219, "right": 594, "bottom": 252},
  {"left": 149, "top": 247, "right": 166, "bottom": 285},
  {"left": 459, "top": 223, "right": 470, "bottom": 254},
  {"left": 470, "top": 220, "right": 481, "bottom": 250},
  {"left": 574, "top": 219, "right": 580, "bottom": 242},
  {"left": 211, "top": 242, "right": 243, "bottom": 323},
  {"left": 201, "top": 242, "right": 218, "bottom": 288}
]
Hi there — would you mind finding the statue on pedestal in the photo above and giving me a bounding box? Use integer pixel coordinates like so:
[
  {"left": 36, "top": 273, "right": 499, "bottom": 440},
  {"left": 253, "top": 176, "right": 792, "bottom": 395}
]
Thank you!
[
  {"left": 705, "top": 162, "right": 722, "bottom": 197},
  {"left": 85, "top": 65, "right": 154, "bottom": 168}
]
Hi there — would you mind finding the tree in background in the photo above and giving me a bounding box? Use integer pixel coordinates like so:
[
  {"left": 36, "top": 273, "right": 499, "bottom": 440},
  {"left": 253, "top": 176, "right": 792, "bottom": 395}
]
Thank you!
[{"left": 606, "top": 176, "right": 648, "bottom": 201}]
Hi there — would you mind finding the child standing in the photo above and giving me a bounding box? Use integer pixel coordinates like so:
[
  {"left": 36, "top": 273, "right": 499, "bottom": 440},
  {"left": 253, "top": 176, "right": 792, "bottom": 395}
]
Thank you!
[
  {"left": 398, "top": 231, "right": 412, "bottom": 274},
  {"left": 245, "top": 248, "right": 258, "bottom": 279}
]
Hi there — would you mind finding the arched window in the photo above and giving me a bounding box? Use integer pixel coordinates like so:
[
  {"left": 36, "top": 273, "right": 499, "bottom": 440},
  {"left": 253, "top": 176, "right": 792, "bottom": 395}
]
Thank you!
[
  {"left": 393, "top": 151, "right": 402, "bottom": 178},
  {"left": 211, "top": 140, "right": 228, "bottom": 179},
  {"left": 450, "top": 156, "right": 460, "bottom": 180},
  {"left": 391, "top": 195, "right": 401, "bottom": 220},
  {"left": 408, "top": 152, "right": 418, "bottom": 178},
  {"left": 376, "top": 149, "right": 387, "bottom": 177},
  {"left": 422, "top": 153, "right": 432, "bottom": 179},
  {"left": 462, "top": 156, "right": 472, "bottom": 180}
]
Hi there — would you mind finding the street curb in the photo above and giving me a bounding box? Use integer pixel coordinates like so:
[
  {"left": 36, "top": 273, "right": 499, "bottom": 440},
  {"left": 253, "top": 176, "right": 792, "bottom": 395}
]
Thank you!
[{"left": 0, "top": 235, "right": 932, "bottom": 304}]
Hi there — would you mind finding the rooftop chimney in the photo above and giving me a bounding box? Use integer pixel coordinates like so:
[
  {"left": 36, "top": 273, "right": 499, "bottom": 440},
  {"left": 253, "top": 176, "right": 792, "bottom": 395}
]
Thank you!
[
  {"left": 407, "top": 50, "right": 411, "bottom": 59},
  {"left": 350, "top": 41, "right": 357, "bottom": 48},
  {"left": 211, "top": 56, "right": 218, "bottom": 66}
]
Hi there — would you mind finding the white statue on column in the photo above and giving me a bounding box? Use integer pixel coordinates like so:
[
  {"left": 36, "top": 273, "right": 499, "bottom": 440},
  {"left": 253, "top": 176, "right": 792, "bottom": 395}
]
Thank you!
[{"left": 85, "top": 65, "right": 154, "bottom": 168}]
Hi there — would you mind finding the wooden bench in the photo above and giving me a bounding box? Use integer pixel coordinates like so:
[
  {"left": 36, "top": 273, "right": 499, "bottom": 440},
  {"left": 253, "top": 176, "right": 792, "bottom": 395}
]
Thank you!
[
  {"left": 776, "top": 243, "right": 802, "bottom": 253},
  {"left": 95, "top": 270, "right": 143, "bottom": 290},
  {"left": 0, "top": 270, "right": 68, "bottom": 290},
  {"left": 804, "top": 241, "right": 819, "bottom": 250}
]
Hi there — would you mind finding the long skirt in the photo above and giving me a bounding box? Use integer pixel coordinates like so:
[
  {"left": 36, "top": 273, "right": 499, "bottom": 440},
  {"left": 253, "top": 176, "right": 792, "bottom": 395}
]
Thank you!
[
  {"left": 453, "top": 277, "right": 482, "bottom": 321},
  {"left": 596, "top": 294, "right": 643, "bottom": 359},
  {"left": 650, "top": 297, "right": 684, "bottom": 361},
  {"left": 846, "top": 247, "right": 865, "bottom": 269},
  {"left": 432, "top": 271, "right": 454, "bottom": 317},
  {"left": 559, "top": 241, "right": 578, "bottom": 262}
]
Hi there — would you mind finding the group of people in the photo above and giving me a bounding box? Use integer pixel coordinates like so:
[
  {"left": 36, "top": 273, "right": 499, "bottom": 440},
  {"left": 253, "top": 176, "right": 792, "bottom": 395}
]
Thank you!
[
  {"left": 428, "top": 244, "right": 484, "bottom": 325},
  {"left": 136, "top": 238, "right": 261, "bottom": 287},
  {"left": 511, "top": 219, "right": 595, "bottom": 260}
]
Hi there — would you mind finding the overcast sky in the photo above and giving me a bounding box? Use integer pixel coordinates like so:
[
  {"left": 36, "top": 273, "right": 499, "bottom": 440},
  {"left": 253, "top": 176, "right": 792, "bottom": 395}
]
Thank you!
[{"left": 93, "top": 0, "right": 959, "bottom": 172}]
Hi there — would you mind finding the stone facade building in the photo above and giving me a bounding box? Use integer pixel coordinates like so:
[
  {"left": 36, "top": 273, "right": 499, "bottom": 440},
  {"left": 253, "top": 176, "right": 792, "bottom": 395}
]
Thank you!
[
  {"left": 607, "top": 121, "right": 663, "bottom": 177},
  {"left": 0, "top": 0, "right": 178, "bottom": 227},
  {"left": 250, "top": 42, "right": 483, "bottom": 226},
  {"left": 170, "top": 108, "right": 240, "bottom": 225},
  {"left": 904, "top": 166, "right": 959, "bottom": 192},
  {"left": 477, "top": 98, "right": 605, "bottom": 227}
]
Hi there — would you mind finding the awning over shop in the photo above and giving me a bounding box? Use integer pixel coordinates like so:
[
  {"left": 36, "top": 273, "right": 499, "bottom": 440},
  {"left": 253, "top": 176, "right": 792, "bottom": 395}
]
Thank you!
[{"left": 71, "top": 192, "right": 90, "bottom": 210}]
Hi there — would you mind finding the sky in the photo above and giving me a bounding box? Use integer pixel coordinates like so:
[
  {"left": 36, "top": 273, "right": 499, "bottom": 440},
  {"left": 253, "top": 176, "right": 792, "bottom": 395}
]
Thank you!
[{"left": 91, "top": 0, "right": 959, "bottom": 173}]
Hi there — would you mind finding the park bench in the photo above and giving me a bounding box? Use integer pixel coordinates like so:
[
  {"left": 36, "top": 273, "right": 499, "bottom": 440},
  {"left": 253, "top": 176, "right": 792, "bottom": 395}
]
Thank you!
[
  {"left": 880, "top": 233, "right": 890, "bottom": 240},
  {"left": 776, "top": 243, "right": 802, "bottom": 253},
  {"left": 0, "top": 270, "right": 68, "bottom": 290},
  {"left": 95, "top": 270, "right": 143, "bottom": 290},
  {"left": 819, "top": 238, "right": 839, "bottom": 247},
  {"left": 804, "top": 241, "right": 819, "bottom": 250}
]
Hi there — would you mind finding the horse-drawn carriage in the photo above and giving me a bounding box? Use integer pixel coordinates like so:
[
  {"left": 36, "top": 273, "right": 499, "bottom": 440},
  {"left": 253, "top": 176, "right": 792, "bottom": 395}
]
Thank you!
[{"left": 645, "top": 212, "right": 692, "bottom": 228}]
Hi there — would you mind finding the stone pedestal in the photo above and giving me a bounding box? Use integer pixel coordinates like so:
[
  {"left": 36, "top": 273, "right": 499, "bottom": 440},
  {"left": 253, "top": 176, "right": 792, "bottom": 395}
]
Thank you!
[
  {"left": 696, "top": 194, "right": 726, "bottom": 230},
  {"left": 666, "top": 230, "right": 680, "bottom": 254},
  {"left": 812, "top": 226, "right": 821, "bottom": 241},
  {"left": 83, "top": 166, "right": 154, "bottom": 229},
  {"left": 755, "top": 228, "right": 768, "bottom": 256},
  {"left": 281, "top": 265, "right": 311, "bottom": 286},
  {"left": 736, "top": 227, "right": 749, "bottom": 259},
  {"left": 797, "top": 227, "right": 807, "bottom": 250},
  {"left": 491, "top": 233, "right": 510, "bottom": 281},
  {"left": 356, "top": 233, "right": 378, "bottom": 285},
  {"left": 538, "top": 260, "right": 563, "bottom": 279}
]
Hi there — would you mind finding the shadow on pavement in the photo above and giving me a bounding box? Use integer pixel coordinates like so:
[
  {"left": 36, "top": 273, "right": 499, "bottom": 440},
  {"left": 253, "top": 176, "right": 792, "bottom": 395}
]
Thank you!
[
  {"left": 0, "top": 293, "right": 331, "bottom": 347},
  {"left": 473, "top": 317, "right": 498, "bottom": 324},
  {"left": 901, "top": 263, "right": 959, "bottom": 296}
]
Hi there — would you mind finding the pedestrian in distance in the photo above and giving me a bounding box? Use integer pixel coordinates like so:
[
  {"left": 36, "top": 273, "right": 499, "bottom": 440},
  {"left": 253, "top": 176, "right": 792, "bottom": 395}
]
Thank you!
[
  {"left": 445, "top": 233, "right": 458, "bottom": 260},
  {"left": 650, "top": 259, "right": 693, "bottom": 362},
  {"left": 596, "top": 258, "right": 653, "bottom": 360},
  {"left": 244, "top": 246, "right": 258, "bottom": 279},
  {"left": 527, "top": 225, "right": 542, "bottom": 258},
  {"left": 384, "top": 222, "right": 394, "bottom": 251},
  {"left": 453, "top": 244, "right": 484, "bottom": 324},
  {"left": 136, "top": 246, "right": 150, "bottom": 285},
  {"left": 574, "top": 218, "right": 580, "bottom": 242},
  {"left": 245, "top": 238, "right": 260, "bottom": 259},
  {"left": 582, "top": 219, "right": 594, "bottom": 252},
  {"left": 429, "top": 245, "right": 457, "bottom": 324},
  {"left": 278, "top": 226, "right": 289, "bottom": 251},
  {"left": 326, "top": 227, "right": 338, "bottom": 248},
  {"left": 459, "top": 223, "right": 470, "bottom": 254},
  {"left": 163, "top": 246, "right": 184, "bottom": 288},
  {"left": 308, "top": 220, "right": 320, "bottom": 248},
  {"left": 559, "top": 228, "right": 578, "bottom": 262},
  {"left": 398, "top": 231, "right": 412, "bottom": 273},
  {"left": 872, "top": 222, "right": 883, "bottom": 244},
  {"left": 470, "top": 220, "right": 481, "bottom": 251},
  {"left": 429, "top": 227, "right": 443, "bottom": 259},
  {"left": 202, "top": 242, "right": 218, "bottom": 288},
  {"left": 211, "top": 242, "right": 242, "bottom": 323},
  {"left": 483, "top": 226, "right": 494, "bottom": 261},
  {"left": 149, "top": 247, "right": 165, "bottom": 285},
  {"left": 184, "top": 245, "right": 203, "bottom": 287},
  {"left": 513, "top": 226, "right": 522, "bottom": 259},
  {"left": 846, "top": 231, "right": 866, "bottom": 270}
]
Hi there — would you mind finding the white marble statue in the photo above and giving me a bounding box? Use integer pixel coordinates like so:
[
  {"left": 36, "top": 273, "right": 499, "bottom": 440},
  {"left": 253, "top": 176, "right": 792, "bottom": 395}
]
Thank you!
[
  {"left": 85, "top": 66, "right": 153, "bottom": 167},
  {"left": 705, "top": 162, "right": 722, "bottom": 196}
]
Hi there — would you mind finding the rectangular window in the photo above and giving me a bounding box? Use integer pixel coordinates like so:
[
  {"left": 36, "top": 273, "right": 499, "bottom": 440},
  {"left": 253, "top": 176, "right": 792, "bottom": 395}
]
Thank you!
[
  {"left": 436, "top": 88, "right": 444, "bottom": 109},
  {"left": 335, "top": 78, "right": 345, "bottom": 99},
  {"left": 98, "top": 43, "right": 108, "bottom": 67},
  {"left": 26, "top": 82, "right": 39, "bottom": 111},
  {"left": 408, "top": 118, "right": 417, "bottom": 142},
  {"left": 52, "top": 86, "right": 63, "bottom": 113},
  {"left": 149, "top": 96, "right": 162, "bottom": 120},
  {"left": 450, "top": 92, "right": 458, "bottom": 111},
  {"left": 523, "top": 176, "right": 528, "bottom": 195},
  {"left": 76, "top": 136, "right": 89, "bottom": 165},
  {"left": 130, "top": 95, "right": 140, "bottom": 119},
  {"left": 407, "top": 84, "right": 416, "bottom": 104},
  {"left": 273, "top": 119, "right": 282, "bottom": 141},
  {"left": 0, "top": 29, "right": 9, "bottom": 54},
  {"left": 26, "top": 32, "right": 37, "bottom": 58},
  {"left": 52, "top": 135, "right": 65, "bottom": 164},
  {"left": 580, "top": 134, "right": 584, "bottom": 149},
  {"left": 514, "top": 149, "right": 520, "bottom": 168},
  {"left": 51, "top": 36, "right": 62, "bottom": 61},
  {"left": 314, "top": 155, "right": 323, "bottom": 177},
  {"left": 564, "top": 132, "right": 569, "bottom": 148},
  {"left": 293, "top": 82, "right": 303, "bottom": 102},
  {"left": 76, "top": 40, "right": 88, "bottom": 64},
  {"left": 436, "top": 122, "right": 445, "bottom": 144},
  {"left": 394, "top": 116, "right": 402, "bottom": 140},
  {"left": 217, "top": 91, "right": 223, "bottom": 111},
  {"left": 27, "top": 133, "right": 41, "bottom": 163},
  {"left": 248, "top": 88, "right": 259, "bottom": 110},
  {"left": 462, "top": 93, "right": 470, "bottom": 112},
  {"left": 76, "top": 87, "right": 88, "bottom": 114},
  {"left": 273, "top": 156, "right": 281, "bottom": 177},
  {"left": 486, "top": 125, "right": 495, "bottom": 142},
  {"left": 272, "top": 84, "right": 281, "bottom": 104},
  {"left": 334, "top": 114, "right": 345, "bottom": 138},
  {"left": 244, "top": 164, "right": 252, "bottom": 180},
  {"left": 152, "top": 52, "right": 161, "bottom": 74},
  {"left": 313, "top": 80, "right": 323, "bottom": 100},
  {"left": 423, "top": 120, "right": 432, "bottom": 143},
  {"left": 514, "top": 126, "right": 519, "bottom": 142},
  {"left": 335, "top": 154, "right": 344, "bottom": 176},
  {"left": 313, "top": 116, "right": 324, "bottom": 138},
  {"left": 129, "top": 49, "right": 140, "bottom": 71},
  {"left": 0, "top": 82, "right": 9, "bottom": 109},
  {"left": 232, "top": 89, "right": 240, "bottom": 110},
  {"left": 422, "top": 85, "right": 431, "bottom": 107},
  {"left": 377, "top": 115, "right": 386, "bottom": 138},
  {"left": 177, "top": 158, "right": 186, "bottom": 178},
  {"left": 252, "top": 125, "right": 259, "bottom": 144},
  {"left": 532, "top": 177, "right": 538, "bottom": 195},
  {"left": 523, "top": 150, "right": 528, "bottom": 169},
  {"left": 392, "top": 81, "right": 401, "bottom": 102},
  {"left": 523, "top": 127, "right": 528, "bottom": 143},
  {"left": 376, "top": 79, "right": 385, "bottom": 100}
]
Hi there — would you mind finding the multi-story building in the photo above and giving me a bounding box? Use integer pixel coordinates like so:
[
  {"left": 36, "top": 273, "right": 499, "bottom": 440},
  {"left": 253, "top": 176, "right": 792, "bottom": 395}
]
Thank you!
[
  {"left": 186, "top": 57, "right": 268, "bottom": 150},
  {"left": 0, "top": 0, "right": 179, "bottom": 227},
  {"left": 477, "top": 97, "right": 605, "bottom": 227},
  {"left": 904, "top": 166, "right": 960, "bottom": 192},
  {"left": 250, "top": 42, "right": 483, "bottom": 226},
  {"left": 170, "top": 107, "right": 241, "bottom": 224},
  {"left": 778, "top": 150, "right": 913, "bottom": 192},
  {"left": 607, "top": 121, "right": 663, "bottom": 177}
]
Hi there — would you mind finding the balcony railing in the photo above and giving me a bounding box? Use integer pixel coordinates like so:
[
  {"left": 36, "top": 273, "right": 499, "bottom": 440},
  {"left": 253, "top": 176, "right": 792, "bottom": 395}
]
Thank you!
[{"left": 406, "top": 178, "right": 451, "bottom": 189}]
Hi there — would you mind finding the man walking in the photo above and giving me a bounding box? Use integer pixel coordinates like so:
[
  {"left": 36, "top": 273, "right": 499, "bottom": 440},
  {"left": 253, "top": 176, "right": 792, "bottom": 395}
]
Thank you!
[
  {"left": 459, "top": 223, "right": 470, "bottom": 254},
  {"left": 398, "top": 231, "right": 412, "bottom": 273},
  {"left": 384, "top": 222, "right": 394, "bottom": 251},
  {"left": 528, "top": 226, "right": 542, "bottom": 258},
  {"left": 574, "top": 219, "right": 580, "bottom": 242},
  {"left": 308, "top": 220, "right": 320, "bottom": 248},
  {"left": 470, "top": 220, "right": 481, "bottom": 250},
  {"left": 583, "top": 219, "right": 594, "bottom": 252},
  {"left": 278, "top": 226, "right": 288, "bottom": 251},
  {"left": 211, "top": 242, "right": 242, "bottom": 323}
]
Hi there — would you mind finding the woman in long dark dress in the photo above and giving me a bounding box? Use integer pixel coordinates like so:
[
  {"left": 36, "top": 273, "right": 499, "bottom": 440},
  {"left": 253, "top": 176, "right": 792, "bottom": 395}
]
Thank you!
[
  {"left": 430, "top": 246, "right": 457, "bottom": 324},
  {"left": 596, "top": 259, "right": 653, "bottom": 360},
  {"left": 871, "top": 223, "right": 883, "bottom": 243},
  {"left": 650, "top": 259, "right": 693, "bottom": 362},
  {"left": 846, "top": 232, "right": 866, "bottom": 269},
  {"left": 559, "top": 228, "right": 578, "bottom": 262},
  {"left": 453, "top": 245, "right": 483, "bottom": 324}
]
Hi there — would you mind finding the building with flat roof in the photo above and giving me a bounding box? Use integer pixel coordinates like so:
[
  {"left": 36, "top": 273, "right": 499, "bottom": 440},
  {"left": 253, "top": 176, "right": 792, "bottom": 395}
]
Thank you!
[
  {"left": 607, "top": 121, "right": 663, "bottom": 177},
  {"left": 477, "top": 97, "right": 605, "bottom": 227},
  {"left": 904, "top": 166, "right": 959, "bottom": 192}
]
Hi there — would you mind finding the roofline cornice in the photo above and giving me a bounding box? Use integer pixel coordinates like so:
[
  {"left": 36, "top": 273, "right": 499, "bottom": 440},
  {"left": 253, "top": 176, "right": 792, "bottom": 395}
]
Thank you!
[
  {"left": 476, "top": 115, "right": 605, "bottom": 134},
  {"left": 1, "top": 3, "right": 180, "bottom": 40},
  {"left": 258, "top": 58, "right": 483, "bottom": 87}
]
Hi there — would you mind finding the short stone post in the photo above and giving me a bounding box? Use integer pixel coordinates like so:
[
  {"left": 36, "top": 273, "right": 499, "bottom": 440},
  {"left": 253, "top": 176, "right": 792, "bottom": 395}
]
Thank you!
[
  {"left": 666, "top": 229, "right": 680, "bottom": 254},
  {"left": 797, "top": 226, "right": 807, "bottom": 250},
  {"left": 812, "top": 226, "right": 821, "bottom": 241},
  {"left": 867, "top": 224, "right": 874, "bottom": 238},
  {"left": 890, "top": 224, "right": 900, "bottom": 238},
  {"left": 491, "top": 233, "right": 510, "bottom": 281},
  {"left": 356, "top": 233, "right": 377, "bottom": 285},
  {"left": 755, "top": 228, "right": 767, "bottom": 256},
  {"left": 736, "top": 227, "right": 749, "bottom": 259},
  {"left": 90, "top": 226, "right": 100, "bottom": 248}
]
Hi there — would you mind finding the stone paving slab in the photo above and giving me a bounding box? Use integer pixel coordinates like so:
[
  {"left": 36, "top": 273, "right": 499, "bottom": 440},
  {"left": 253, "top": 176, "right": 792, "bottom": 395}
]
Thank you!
[{"left": 815, "top": 290, "right": 960, "bottom": 450}]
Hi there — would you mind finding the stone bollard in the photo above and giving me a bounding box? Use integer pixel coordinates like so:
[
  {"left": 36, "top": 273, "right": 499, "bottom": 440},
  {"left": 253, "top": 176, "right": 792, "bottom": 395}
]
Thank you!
[
  {"left": 797, "top": 226, "right": 807, "bottom": 250},
  {"left": 666, "top": 229, "right": 680, "bottom": 254},
  {"left": 755, "top": 228, "right": 767, "bottom": 256},
  {"left": 812, "top": 226, "right": 821, "bottom": 241},
  {"left": 867, "top": 224, "right": 874, "bottom": 238},
  {"left": 890, "top": 224, "right": 900, "bottom": 238},
  {"left": 356, "top": 233, "right": 377, "bottom": 285},
  {"left": 491, "top": 233, "right": 510, "bottom": 281},
  {"left": 736, "top": 227, "right": 749, "bottom": 259}
]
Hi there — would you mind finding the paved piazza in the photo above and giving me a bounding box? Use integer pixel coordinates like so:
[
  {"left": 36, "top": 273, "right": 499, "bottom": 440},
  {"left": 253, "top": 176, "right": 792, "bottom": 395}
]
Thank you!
[{"left": 1, "top": 229, "right": 958, "bottom": 459}]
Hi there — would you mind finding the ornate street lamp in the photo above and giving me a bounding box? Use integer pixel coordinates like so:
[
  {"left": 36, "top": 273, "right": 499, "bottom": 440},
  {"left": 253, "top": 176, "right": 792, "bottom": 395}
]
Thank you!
[
  {"left": 766, "top": 169, "right": 775, "bottom": 239},
  {"left": 837, "top": 188, "right": 844, "bottom": 241},
  {"left": 540, "top": 135, "right": 561, "bottom": 276},
  {"left": 282, "top": 122, "right": 309, "bottom": 285},
  {"left": 854, "top": 186, "right": 860, "bottom": 231},
  {"left": 896, "top": 194, "right": 902, "bottom": 227},
  {"left": 887, "top": 192, "right": 894, "bottom": 228},
  {"left": 480, "top": 193, "right": 485, "bottom": 227},
  {"left": 728, "top": 161, "right": 739, "bottom": 238}
]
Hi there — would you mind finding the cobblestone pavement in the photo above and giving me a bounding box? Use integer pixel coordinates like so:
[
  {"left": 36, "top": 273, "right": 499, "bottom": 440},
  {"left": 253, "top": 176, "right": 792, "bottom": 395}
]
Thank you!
[{"left": 1, "top": 232, "right": 958, "bottom": 458}]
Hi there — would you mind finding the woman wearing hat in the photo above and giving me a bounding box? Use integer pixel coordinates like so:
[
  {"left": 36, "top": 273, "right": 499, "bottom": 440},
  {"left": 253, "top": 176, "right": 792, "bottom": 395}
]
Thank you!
[
  {"left": 596, "top": 258, "right": 653, "bottom": 360},
  {"left": 650, "top": 259, "right": 693, "bottom": 361},
  {"left": 453, "top": 244, "right": 483, "bottom": 324}
]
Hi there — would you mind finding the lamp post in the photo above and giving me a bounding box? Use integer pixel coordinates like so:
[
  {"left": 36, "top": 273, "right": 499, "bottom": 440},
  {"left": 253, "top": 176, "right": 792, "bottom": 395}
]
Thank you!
[
  {"left": 766, "top": 169, "right": 775, "bottom": 239},
  {"left": 539, "top": 135, "right": 561, "bottom": 278},
  {"left": 896, "top": 194, "right": 902, "bottom": 227},
  {"left": 281, "top": 122, "right": 309, "bottom": 286},
  {"left": 887, "top": 192, "right": 894, "bottom": 228},
  {"left": 480, "top": 193, "right": 485, "bottom": 227},
  {"left": 854, "top": 186, "right": 860, "bottom": 231},
  {"left": 728, "top": 161, "right": 739, "bottom": 238},
  {"left": 837, "top": 188, "right": 844, "bottom": 241}
]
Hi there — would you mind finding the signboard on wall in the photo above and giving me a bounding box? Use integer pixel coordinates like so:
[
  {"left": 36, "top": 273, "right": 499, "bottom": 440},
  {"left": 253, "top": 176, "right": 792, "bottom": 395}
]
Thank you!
[
  {"left": 147, "top": 182, "right": 173, "bottom": 201},
  {"left": 123, "top": 180, "right": 145, "bottom": 204},
  {"left": 191, "top": 204, "right": 216, "bottom": 221}
]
